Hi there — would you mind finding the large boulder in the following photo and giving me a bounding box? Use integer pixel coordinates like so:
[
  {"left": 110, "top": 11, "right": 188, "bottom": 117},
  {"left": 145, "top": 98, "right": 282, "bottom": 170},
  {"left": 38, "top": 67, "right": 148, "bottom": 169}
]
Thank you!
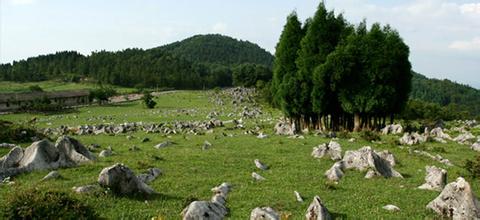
[
  {"left": 342, "top": 146, "right": 403, "bottom": 178},
  {"left": 418, "top": 166, "right": 447, "bottom": 191},
  {"left": 182, "top": 183, "right": 231, "bottom": 220},
  {"left": 0, "top": 146, "right": 24, "bottom": 169},
  {"left": 306, "top": 196, "right": 331, "bottom": 220},
  {"left": 18, "top": 140, "right": 60, "bottom": 171},
  {"left": 312, "top": 141, "right": 342, "bottom": 161},
  {"left": 426, "top": 177, "right": 480, "bottom": 219},
  {"left": 55, "top": 136, "right": 95, "bottom": 165},
  {"left": 250, "top": 207, "right": 280, "bottom": 220},
  {"left": 274, "top": 121, "right": 295, "bottom": 136},
  {"left": 98, "top": 163, "right": 156, "bottom": 195}
]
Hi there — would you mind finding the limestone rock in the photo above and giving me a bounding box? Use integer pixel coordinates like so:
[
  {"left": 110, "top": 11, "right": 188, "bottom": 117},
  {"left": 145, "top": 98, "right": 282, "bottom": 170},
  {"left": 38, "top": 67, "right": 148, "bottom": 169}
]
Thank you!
[
  {"left": 305, "top": 196, "right": 331, "bottom": 220},
  {"left": 430, "top": 127, "right": 451, "bottom": 140},
  {"left": 274, "top": 121, "right": 295, "bottom": 136},
  {"left": 325, "top": 161, "right": 345, "bottom": 182},
  {"left": 182, "top": 182, "right": 231, "bottom": 220},
  {"left": 154, "top": 141, "right": 172, "bottom": 149},
  {"left": 472, "top": 142, "right": 480, "bottom": 152},
  {"left": 454, "top": 132, "right": 475, "bottom": 145},
  {"left": 342, "top": 146, "right": 403, "bottom": 178},
  {"left": 399, "top": 132, "right": 427, "bottom": 146},
  {"left": 137, "top": 168, "right": 162, "bottom": 183},
  {"left": 418, "top": 166, "right": 447, "bottom": 191},
  {"left": 382, "top": 124, "right": 403, "bottom": 135},
  {"left": 426, "top": 177, "right": 480, "bottom": 219},
  {"left": 99, "top": 149, "right": 113, "bottom": 157},
  {"left": 73, "top": 184, "right": 102, "bottom": 194},
  {"left": 252, "top": 172, "right": 266, "bottom": 181},
  {"left": 0, "top": 146, "right": 24, "bottom": 169},
  {"left": 254, "top": 159, "right": 268, "bottom": 171},
  {"left": 42, "top": 170, "right": 61, "bottom": 181},
  {"left": 294, "top": 190, "right": 304, "bottom": 202},
  {"left": 383, "top": 204, "right": 400, "bottom": 212},
  {"left": 257, "top": 133, "right": 268, "bottom": 139},
  {"left": 250, "top": 207, "right": 280, "bottom": 220},
  {"left": 98, "top": 163, "right": 156, "bottom": 195},
  {"left": 312, "top": 141, "right": 342, "bottom": 161}
]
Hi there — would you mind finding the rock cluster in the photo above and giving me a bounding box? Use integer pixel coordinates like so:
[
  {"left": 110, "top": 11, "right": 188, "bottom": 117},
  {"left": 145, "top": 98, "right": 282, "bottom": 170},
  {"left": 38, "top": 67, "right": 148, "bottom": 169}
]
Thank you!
[
  {"left": 182, "top": 182, "right": 231, "bottom": 220},
  {"left": 342, "top": 147, "right": 402, "bottom": 179},
  {"left": 0, "top": 136, "right": 94, "bottom": 181},
  {"left": 399, "top": 132, "right": 427, "bottom": 145},
  {"left": 274, "top": 121, "right": 296, "bottom": 136}
]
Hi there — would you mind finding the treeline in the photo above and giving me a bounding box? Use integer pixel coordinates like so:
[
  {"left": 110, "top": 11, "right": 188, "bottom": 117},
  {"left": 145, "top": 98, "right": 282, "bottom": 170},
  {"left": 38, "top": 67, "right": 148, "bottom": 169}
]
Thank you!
[
  {"left": 409, "top": 73, "right": 480, "bottom": 117},
  {"left": 0, "top": 35, "right": 272, "bottom": 89},
  {"left": 271, "top": 3, "right": 412, "bottom": 132}
]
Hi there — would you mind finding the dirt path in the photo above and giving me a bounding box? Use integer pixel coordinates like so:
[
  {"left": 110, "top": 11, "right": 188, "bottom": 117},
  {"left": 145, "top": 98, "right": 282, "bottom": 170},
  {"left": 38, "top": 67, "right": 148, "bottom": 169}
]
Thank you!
[{"left": 108, "top": 90, "right": 178, "bottom": 103}]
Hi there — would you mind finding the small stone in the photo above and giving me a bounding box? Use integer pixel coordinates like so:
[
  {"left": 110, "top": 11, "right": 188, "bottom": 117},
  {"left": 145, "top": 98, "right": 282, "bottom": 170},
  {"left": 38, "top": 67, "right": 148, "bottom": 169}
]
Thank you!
[{"left": 383, "top": 204, "right": 400, "bottom": 212}]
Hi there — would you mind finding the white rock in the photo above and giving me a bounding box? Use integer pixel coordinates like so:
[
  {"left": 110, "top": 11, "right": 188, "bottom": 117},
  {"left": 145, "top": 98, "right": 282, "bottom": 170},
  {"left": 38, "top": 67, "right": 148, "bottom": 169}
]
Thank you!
[
  {"left": 252, "top": 172, "right": 266, "bottom": 181},
  {"left": 418, "top": 166, "right": 447, "bottom": 191},
  {"left": 294, "top": 191, "right": 304, "bottom": 202},
  {"left": 250, "top": 207, "right": 280, "bottom": 220},
  {"left": 182, "top": 183, "right": 231, "bottom": 220},
  {"left": 305, "top": 196, "right": 331, "bottom": 220},
  {"left": 383, "top": 204, "right": 400, "bottom": 212},
  {"left": 254, "top": 159, "right": 268, "bottom": 171},
  {"left": 98, "top": 163, "right": 156, "bottom": 195},
  {"left": 312, "top": 141, "right": 342, "bottom": 161}
]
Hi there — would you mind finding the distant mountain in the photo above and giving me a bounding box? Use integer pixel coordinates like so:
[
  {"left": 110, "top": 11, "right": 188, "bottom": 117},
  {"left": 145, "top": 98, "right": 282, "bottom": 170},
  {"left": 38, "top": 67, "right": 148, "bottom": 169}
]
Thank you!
[
  {"left": 410, "top": 72, "right": 480, "bottom": 116},
  {"left": 157, "top": 34, "right": 274, "bottom": 67}
]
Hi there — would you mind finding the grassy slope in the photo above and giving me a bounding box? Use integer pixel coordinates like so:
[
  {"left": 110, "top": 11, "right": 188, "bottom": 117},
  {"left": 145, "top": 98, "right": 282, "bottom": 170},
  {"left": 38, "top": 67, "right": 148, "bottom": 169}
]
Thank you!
[
  {"left": 1, "top": 91, "right": 479, "bottom": 219},
  {"left": 0, "top": 81, "right": 135, "bottom": 94}
]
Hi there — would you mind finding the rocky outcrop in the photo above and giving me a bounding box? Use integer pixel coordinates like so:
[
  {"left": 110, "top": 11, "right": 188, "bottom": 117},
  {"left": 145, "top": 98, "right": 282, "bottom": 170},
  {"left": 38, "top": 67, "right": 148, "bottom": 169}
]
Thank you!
[
  {"left": 399, "top": 132, "right": 427, "bottom": 146},
  {"left": 426, "top": 177, "right": 480, "bottom": 219},
  {"left": 418, "top": 166, "right": 447, "bottom": 191},
  {"left": 306, "top": 196, "right": 331, "bottom": 220},
  {"left": 274, "top": 121, "right": 295, "bottom": 136},
  {"left": 182, "top": 182, "right": 231, "bottom": 220},
  {"left": 382, "top": 124, "right": 403, "bottom": 135},
  {"left": 454, "top": 132, "right": 476, "bottom": 145},
  {"left": 342, "top": 147, "right": 402, "bottom": 178},
  {"left": 0, "top": 136, "right": 94, "bottom": 181},
  {"left": 98, "top": 163, "right": 156, "bottom": 195},
  {"left": 250, "top": 207, "right": 280, "bottom": 220},
  {"left": 312, "top": 141, "right": 342, "bottom": 161}
]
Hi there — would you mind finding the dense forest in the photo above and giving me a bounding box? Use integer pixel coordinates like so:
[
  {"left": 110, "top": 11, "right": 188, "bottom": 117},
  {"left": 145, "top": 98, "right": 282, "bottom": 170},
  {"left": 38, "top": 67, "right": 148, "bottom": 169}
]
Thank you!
[{"left": 0, "top": 35, "right": 272, "bottom": 89}]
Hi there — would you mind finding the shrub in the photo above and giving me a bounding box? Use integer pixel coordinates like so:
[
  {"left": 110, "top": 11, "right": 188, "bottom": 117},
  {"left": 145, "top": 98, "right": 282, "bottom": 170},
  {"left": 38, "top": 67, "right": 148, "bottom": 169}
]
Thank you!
[
  {"left": 360, "top": 130, "right": 380, "bottom": 142},
  {"left": 89, "top": 86, "right": 117, "bottom": 104},
  {"left": 0, "top": 120, "right": 44, "bottom": 143},
  {"left": 3, "top": 189, "right": 99, "bottom": 219},
  {"left": 28, "top": 85, "right": 43, "bottom": 92},
  {"left": 465, "top": 155, "right": 480, "bottom": 178},
  {"left": 142, "top": 92, "right": 157, "bottom": 109}
]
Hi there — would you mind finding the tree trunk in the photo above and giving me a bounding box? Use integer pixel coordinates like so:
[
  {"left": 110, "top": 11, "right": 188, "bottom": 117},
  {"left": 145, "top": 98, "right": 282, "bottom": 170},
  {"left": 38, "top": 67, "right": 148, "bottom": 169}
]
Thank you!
[{"left": 354, "top": 113, "right": 361, "bottom": 132}]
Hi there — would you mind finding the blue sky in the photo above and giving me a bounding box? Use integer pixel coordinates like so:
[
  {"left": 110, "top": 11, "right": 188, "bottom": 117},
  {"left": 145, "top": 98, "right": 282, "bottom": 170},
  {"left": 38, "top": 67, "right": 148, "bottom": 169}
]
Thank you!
[{"left": 1, "top": 0, "right": 479, "bottom": 88}]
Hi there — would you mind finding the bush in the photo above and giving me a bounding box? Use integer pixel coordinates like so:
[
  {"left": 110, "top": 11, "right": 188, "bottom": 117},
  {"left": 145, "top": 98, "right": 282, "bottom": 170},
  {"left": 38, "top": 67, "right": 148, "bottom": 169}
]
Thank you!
[
  {"left": 465, "top": 155, "right": 480, "bottom": 178},
  {"left": 360, "top": 130, "right": 381, "bottom": 142},
  {"left": 142, "top": 92, "right": 157, "bottom": 109},
  {"left": 3, "top": 189, "right": 99, "bottom": 219},
  {"left": 89, "top": 86, "right": 117, "bottom": 104},
  {"left": 0, "top": 120, "right": 44, "bottom": 142},
  {"left": 28, "top": 85, "right": 43, "bottom": 92}
]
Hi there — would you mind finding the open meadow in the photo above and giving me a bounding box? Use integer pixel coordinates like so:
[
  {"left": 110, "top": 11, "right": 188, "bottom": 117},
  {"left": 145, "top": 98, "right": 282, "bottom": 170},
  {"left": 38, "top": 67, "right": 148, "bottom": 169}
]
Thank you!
[{"left": 1, "top": 90, "right": 480, "bottom": 219}]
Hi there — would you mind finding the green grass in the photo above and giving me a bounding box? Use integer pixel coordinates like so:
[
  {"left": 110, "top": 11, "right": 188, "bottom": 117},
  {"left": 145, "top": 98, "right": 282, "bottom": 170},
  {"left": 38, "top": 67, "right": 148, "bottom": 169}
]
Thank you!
[
  {"left": 0, "top": 80, "right": 135, "bottom": 94},
  {"left": 0, "top": 90, "right": 479, "bottom": 219}
]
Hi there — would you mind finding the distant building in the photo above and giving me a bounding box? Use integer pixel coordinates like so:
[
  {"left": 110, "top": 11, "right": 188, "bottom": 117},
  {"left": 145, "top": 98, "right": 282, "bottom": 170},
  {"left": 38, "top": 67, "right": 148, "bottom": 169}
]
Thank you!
[{"left": 0, "top": 90, "right": 90, "bottom": 112}]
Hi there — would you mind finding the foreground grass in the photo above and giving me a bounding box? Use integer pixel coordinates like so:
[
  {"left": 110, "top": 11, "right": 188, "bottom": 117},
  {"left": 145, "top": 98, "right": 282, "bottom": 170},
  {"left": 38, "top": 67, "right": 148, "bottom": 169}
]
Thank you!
[
  {"left": 0, "top": 80, "right": 135, "bottom": 94},
  {"left": 1, "top": 91, "right": 479, "bottom": 219}
]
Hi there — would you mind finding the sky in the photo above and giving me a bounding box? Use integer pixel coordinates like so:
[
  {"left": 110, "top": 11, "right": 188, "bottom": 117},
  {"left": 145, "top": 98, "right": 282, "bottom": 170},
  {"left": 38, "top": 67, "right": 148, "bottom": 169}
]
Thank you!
[{"left": 1, "top": 0, "right": 479, "bottom": 88}]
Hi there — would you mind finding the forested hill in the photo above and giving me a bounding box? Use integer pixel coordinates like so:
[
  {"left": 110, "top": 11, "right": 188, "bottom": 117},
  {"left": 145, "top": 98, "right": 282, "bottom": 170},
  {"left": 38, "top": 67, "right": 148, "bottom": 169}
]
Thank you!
[
  {"left": 156, "top": 34, "right": 274, "bottom": 67},
  {"left": 410, "top": 72, "right": 480, "bottom": 116}
]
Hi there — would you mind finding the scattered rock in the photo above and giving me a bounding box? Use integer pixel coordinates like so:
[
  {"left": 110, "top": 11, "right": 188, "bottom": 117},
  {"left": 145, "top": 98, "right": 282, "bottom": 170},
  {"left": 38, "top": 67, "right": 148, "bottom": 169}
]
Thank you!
[
  {"left": 305, "top": 196, "right": 331, "bottom": 220},
  {"left": 154, "top": 141, "right": 172, "bottom": 149},
  {"left": 42, "top": 170, "right": 61, "bottom": 181},
  {"left": 203, "top": 141, "right": 212, "bottom": 150},
  {"left": 418, "top": 166, "right": 447, "bottom": 191},
  {"left": 250, "top": 207, "right": 280, "bottom": 220},
  {"left": 129, "top": 145, "right": 140, "bottom": 151},
  {"left": 325, "top": 161, "right": 345, "bottom": 182},
  {"left": 342, "top": 146, "right": 403, "bottom": 178},
  {"left": 430, "top": 127, "right": 451, "bottom": 140},
  {"left": 99, "top": 148, "right": 113, "bottom": 157},
  {"left": 312, "top": 141, "right": 342, "bottom": 161},
  {"left": 137, "top": 168, "right": 162, "bottom": 183},
  {"left": 73, "top": 184, "right": 102, "bottom": 194},
  {"left": 383, "top": 204, "right": 400, "bottom": 212},
  {"left": 254, "top": 159, "right": 268, "bottom": 171},
  {"left": 426, "top": 177, "right": 480, "bottom": 219},
  {"left": 252, "top": 172, "right": 266, "bottom": 181},
  {"left": 472, "top": 142, "right": 480, "bottom": 152},
  {"left": 454, "top": 132, "right": 475, "bottom": 145},
  {"left": 0, "top": 143, "right": 18, "bottom": 149},
  {"left": 98, "top": 163, "right": 156, "bottom": 195},
  {"left": 182, "top": 182, "right": 231, "bottom": 220},
  {"left": 294, "top": 190, "right": 304, "bottom": 202},
  {"left": 399, "top": 132, "right": 427, "bottom": 146},
  {"left": 257, "top": 133, "right": 268, "bottom": 139}
]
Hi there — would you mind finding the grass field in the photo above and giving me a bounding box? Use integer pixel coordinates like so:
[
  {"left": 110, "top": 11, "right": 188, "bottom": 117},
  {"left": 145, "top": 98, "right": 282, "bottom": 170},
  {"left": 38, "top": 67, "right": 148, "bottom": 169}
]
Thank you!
[
  {"left": 1, "top": 90, "right": 479, "bottom": 219},
  {"left": 0, "top": 80, "right": 136, "bottom": 94}
]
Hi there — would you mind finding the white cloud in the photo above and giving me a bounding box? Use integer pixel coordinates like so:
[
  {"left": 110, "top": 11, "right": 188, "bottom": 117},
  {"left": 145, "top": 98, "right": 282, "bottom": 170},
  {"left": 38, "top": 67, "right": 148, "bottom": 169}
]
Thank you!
[
  {"left": 449, "top": 37, "right": 480, "bottom": 51},
  {"left": 9, "top": 0, "right": 35, "bottom": 6},
  {"left": 460, "top": 3, "right": 480, "bottom": 14},
  {"left": 212, "top": 22, "right": 227, "bottom": 34}
]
